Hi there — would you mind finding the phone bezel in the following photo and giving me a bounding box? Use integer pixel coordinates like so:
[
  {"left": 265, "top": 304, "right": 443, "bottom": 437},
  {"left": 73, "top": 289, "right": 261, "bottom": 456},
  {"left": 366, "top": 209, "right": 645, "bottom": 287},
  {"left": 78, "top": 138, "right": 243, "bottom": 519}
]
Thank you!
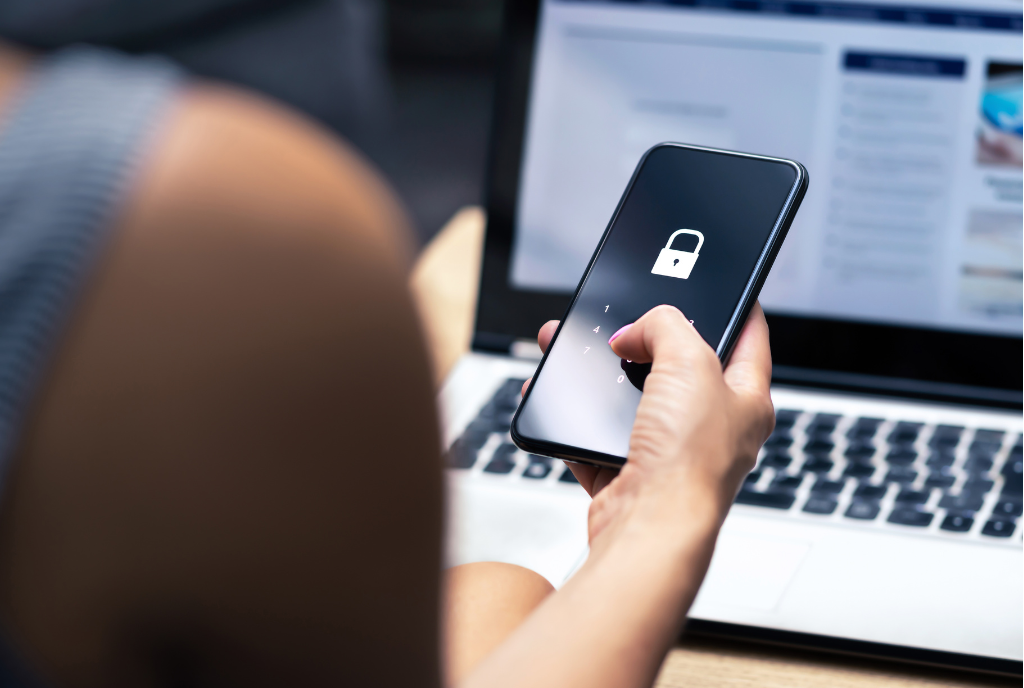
[{"left": 510, "top": 142, "right": 808, "bottom": 468}]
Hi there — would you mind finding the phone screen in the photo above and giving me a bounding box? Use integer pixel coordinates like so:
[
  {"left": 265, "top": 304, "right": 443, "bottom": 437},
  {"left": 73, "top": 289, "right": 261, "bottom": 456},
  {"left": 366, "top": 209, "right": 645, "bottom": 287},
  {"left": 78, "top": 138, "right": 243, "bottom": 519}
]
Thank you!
[{"left": 513, "top": 145, "right": 802, "bottom": 463}]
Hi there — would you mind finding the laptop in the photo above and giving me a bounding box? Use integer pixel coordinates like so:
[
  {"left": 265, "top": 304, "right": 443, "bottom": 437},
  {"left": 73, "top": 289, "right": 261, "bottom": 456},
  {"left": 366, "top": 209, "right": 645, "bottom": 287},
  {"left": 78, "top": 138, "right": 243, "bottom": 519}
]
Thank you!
[{"left": 439, "top": 0, "right": 1023, "bottom": 675}]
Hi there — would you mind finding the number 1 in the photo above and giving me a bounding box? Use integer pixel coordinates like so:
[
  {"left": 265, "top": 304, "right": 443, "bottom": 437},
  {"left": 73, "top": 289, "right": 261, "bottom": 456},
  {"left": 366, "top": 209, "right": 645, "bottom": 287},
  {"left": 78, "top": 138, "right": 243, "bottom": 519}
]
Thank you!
[{"left": 604, "top": 305, "right": 609, "bottom": 312}]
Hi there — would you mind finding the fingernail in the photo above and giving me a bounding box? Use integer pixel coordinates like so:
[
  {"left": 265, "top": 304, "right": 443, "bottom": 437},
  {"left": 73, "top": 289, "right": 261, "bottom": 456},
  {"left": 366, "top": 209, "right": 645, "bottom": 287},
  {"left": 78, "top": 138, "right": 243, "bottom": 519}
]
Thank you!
[{"left": 608, "top": 324, "right": 632, "bottom": 345}]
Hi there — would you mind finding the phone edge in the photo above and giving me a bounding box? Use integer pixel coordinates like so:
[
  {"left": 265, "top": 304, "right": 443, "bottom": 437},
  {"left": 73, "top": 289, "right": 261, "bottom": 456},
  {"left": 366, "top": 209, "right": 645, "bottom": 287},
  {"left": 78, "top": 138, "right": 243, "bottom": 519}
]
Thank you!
[{"left": 511, "top": 143, "right": 809, "bottom": 468}]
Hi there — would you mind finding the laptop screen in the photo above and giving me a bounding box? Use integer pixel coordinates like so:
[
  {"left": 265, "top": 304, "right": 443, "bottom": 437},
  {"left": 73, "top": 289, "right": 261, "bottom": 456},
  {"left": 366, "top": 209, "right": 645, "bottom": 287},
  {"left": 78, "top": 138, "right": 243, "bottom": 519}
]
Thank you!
[
  {"left": 476, "top": 0, "right": 1022, "bottom": 404},
  {"left": 510, "top": 0, "right": 1022, "bottom": 338}
]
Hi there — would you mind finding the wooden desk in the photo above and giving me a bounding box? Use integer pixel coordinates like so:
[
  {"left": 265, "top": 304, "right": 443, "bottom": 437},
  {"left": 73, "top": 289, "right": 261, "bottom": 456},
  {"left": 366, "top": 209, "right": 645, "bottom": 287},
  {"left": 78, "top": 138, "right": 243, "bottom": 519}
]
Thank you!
[{"left": 410, "top": 208, "right": 1016, "bottom": 688}]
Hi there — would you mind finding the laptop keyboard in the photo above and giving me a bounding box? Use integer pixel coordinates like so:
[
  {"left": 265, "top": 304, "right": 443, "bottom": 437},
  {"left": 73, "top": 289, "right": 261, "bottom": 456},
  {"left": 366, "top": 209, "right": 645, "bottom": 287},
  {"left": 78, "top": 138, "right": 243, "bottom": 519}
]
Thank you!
[
  {"left": 447, "top": 377, "right": 1022, "bottom": 542},
  {"left": 746, "top": 409, "right": 1022, "bottom": 541},
  {"left": 446, "top": 378, "right": 580, "bottom": 485}
]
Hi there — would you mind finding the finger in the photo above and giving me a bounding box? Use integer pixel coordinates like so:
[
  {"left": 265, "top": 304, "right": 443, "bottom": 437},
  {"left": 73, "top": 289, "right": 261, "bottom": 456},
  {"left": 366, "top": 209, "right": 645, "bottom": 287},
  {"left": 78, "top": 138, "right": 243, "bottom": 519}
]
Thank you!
[
  {"left": 722, "top": 302, "right": 775, "bottom": 443},
  {"left": 522, "top": 321, "right": 559, "bottom": 396},
  {"left": 722, "top": 302, "right": 772, "bottom": 400},
  {"left": 609, "top": 305, "right": 711, "bottom": 369},
  {"left": 537, "top": 320, "right": 559, "bottom": 354},
  {"left": 521, "top": 377, "right": 532, "bottom": 397}
]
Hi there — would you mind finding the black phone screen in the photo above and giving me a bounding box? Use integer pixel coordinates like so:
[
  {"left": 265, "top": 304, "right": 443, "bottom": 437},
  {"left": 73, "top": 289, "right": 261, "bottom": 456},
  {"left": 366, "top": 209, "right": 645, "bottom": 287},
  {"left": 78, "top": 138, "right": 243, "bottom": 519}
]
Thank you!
[{"left": 513, "top": 144, "right": 803, "bottom": 464}]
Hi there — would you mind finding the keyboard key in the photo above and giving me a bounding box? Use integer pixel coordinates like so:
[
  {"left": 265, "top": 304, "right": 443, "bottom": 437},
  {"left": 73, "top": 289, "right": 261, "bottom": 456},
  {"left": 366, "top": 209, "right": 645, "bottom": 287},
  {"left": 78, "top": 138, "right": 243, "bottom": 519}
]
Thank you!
[
  {"left": 735, "top": 489, "right": 796, "bottom": 510},
  {"left": 484, "top": 456, "right": 516, "bottom": 474},
  {"left": 447, "top": 438, "right": 481, "bottom": 469},
  {"left": 775, "top": 409, "right": 801, "bottom": 427},
  {"left": 843, "top": 462, "right": 875, "bottom": 479},
  {"left": 463, "top": 426, "right": 492, "bottom": 449},
  {"left": 486, "top": 395, "right": 518, "bottom": 416},
  {"left": 772, "top": 475, "right": 804, "bottom": 491},
  {"left": 465, "top": 416, "right": 491, "bottom": 434},
  {"left": 744, "top": 470, "right": 763, "bottom": 486},
  {"left": 760, "top": 452, "right": 792, "bottom": 469},
  {"left": 940, "top": 513, "right": 973, "bottom": 532},
  {"left": 491, "top": 442, "right": 517, "bottom": 459},
  {"left": 803, "top": 438, "right": 835, "bottom": 455},
  {"left": 968, "top": 441, "right": 1001, "bottom": 458},
  {"left": 807, "top": 413, "right": 840, "bottom": 436},
  {"left": 811, "top": 478, "right": 845, "bottom": 494},
  {"left": 888, "top": 509, "right": 934, "bottom": 527},
  {"left": 992, "top": 497, "right": 1023, "bottom": 518},
  {"left": 845, "top": 501, "right": 881, "bottom": 520},
  {"left": 522, "top": 458, "right": 552, "bottom": 479},
  {"left": 885, "top": 447, "right": 918, "bottom": 465},
  {"left": 885, "top": 467, "right": 918, "bottom": 484},
  {"left": 487, "top": 397, "right": 518, "bottom": 415},
  {"left": 484, "top": 443, "right": 519, "bottom": 474},
  {"left": 477, "top": 406, "right": 514, "bottom": 432},
  {"left": 895, "top": 488, "right": 930, "bottom": 504},
  {"left": 558, "top": 468, "right": 579, "bottom": 483},
  {"left": 926, "top": 451, "right": 955, "bottom": 468},
  {"left": 964, "top": 456, "right": 994, "bottom": 474},
  {"left": 924, "top": 469, "right": 956, "bottom": 489},
  {"left": 847, "top": 417, "right": 883, "bottom": 440},
  {"left": 939, "top": 493, "right": 985, "bottom": 512},
  {"left": 888, "top": 422, "right": 923, "bottom": 445},
  {"left": 803, "top": 497, "right": 838, "bottom": 515},
  {"left": 929, "top": 425, "right": 964, "bottom": 449},
  {"left": 764, "top": 432, "right": 794, "bottom": 449},
  {"left": 844, "top": 442, "right": 876, "bottom": 459},
  {"left": 854, "top": 483, "right": 887, "bottom": 500},
  {"left": 981, "top": 518, "right": 1015, "bottom": 538},
  {"left": 495, "top": 377, "right": 526, "bottom": 401},
  {"left": 962, "top": 478, "right": 994, "bottom": 495},
  {"left": 800, "top": 457, "right": 834, "bottom": 473},
  {"left": 1000, "top": 456, "right": 1023, "bottom": 495},
  {"left": 974, "top": 429, "right": 1005, "bottom": 444}
]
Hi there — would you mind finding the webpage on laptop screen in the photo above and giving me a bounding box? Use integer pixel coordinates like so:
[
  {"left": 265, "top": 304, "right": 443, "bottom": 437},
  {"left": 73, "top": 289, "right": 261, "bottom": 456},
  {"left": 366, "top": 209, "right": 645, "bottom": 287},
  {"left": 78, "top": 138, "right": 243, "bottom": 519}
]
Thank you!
[{"left": 511, "top": 0, "right": 1023, "bottom": 337}]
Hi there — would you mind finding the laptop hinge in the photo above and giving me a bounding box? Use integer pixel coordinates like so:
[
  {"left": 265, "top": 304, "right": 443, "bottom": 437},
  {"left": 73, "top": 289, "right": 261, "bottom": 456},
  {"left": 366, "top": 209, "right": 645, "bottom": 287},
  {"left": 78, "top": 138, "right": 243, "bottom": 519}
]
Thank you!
[
  {"left": 472, "top": 331, "right": 514, "bottom": 354},
  {"left": 472, "top": 332, "right": 543, "bottom": 360}
]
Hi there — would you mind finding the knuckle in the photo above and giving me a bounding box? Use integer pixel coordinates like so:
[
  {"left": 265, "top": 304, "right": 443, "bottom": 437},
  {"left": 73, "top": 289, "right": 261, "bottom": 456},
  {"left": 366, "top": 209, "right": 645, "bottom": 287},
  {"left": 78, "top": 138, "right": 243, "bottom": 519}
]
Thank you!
[{"left": 754, "top": 394, "right": 776, "bottom": 441}]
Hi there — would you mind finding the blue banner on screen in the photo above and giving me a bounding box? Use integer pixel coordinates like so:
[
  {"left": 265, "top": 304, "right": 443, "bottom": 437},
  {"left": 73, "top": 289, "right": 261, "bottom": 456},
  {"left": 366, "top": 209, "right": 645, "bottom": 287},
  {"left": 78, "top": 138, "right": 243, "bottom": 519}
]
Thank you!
[{"left": 843, "top": 52, "right": 967, "bottom": 78}]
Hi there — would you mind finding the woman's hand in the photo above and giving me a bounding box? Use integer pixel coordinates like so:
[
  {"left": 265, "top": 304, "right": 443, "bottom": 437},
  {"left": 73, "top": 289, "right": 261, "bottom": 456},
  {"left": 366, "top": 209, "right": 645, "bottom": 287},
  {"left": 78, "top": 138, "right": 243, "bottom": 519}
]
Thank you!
[
  {"left": 523, "top": 303, "right": 774, "bottom": 555},
  {"left": 468, "top": 304, "right": 774, "bottom": 688}
]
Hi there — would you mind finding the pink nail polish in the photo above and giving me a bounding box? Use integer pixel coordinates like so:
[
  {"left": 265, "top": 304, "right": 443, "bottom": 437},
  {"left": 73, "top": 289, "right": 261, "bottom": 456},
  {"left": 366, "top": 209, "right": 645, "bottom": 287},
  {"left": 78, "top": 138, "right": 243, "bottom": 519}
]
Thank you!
[{"left": 608, "top": 324, "right": 632, "bottom": 345}]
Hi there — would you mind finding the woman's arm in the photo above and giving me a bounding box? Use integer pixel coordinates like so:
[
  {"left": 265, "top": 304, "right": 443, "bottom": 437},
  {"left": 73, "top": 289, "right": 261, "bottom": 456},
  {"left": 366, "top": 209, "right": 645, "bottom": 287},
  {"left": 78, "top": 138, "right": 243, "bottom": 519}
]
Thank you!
[{"left": 464, "top": 304, "right": 775, "bottom": 688}]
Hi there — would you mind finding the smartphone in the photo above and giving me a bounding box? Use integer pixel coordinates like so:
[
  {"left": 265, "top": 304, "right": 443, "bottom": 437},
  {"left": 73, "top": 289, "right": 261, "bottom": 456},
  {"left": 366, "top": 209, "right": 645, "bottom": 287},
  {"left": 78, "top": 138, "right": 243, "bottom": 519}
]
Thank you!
[{"left": 510, "top": 143, "right": 808, "bottom": 468}]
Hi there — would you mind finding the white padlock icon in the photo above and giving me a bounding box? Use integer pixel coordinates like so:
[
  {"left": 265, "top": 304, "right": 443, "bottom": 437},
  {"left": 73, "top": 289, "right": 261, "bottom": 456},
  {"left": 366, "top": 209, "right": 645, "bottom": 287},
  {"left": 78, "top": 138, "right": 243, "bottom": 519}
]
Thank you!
[{"left": 651, "top": 229, "right": 704, "bottom": 279}]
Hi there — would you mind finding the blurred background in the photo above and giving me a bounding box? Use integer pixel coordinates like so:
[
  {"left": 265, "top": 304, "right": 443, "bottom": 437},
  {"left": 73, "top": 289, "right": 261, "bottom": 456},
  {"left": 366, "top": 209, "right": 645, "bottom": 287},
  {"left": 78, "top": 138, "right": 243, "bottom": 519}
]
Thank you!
[
  {"left": 376, "top": 0, "right": 500, "bottom": 245},
  {"left": 0, "top": 0, "right": 503, "bottom": 245}
]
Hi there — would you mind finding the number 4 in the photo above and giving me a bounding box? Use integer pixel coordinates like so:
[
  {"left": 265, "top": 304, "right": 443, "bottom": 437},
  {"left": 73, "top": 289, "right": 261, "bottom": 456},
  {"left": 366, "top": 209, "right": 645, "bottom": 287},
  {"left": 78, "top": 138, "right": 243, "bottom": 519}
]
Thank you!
[{"left": 593, "top": 326, "right": 600, "bottom": 333}]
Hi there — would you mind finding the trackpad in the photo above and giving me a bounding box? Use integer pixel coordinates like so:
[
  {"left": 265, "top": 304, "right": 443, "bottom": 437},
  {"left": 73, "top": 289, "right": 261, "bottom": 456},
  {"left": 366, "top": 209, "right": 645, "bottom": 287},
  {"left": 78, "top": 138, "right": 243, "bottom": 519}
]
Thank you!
[{"left": 693, "top": 533, "right": 811, "bottom": 612}]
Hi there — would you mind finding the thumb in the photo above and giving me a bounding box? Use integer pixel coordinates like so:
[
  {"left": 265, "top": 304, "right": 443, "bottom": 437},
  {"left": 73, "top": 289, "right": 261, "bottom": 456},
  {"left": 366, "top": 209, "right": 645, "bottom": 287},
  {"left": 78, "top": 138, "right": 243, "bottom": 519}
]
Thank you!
[{"left": 608, "top": 305, "right": 707, "bottom": 369}]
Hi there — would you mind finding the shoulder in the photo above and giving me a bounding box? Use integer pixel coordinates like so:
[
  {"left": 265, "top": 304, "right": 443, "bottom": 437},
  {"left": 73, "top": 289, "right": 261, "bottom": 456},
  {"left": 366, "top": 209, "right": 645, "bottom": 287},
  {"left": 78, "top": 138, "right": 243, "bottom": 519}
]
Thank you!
[{"left": 126, "top": 82, "right": 414, "bottom": 278}]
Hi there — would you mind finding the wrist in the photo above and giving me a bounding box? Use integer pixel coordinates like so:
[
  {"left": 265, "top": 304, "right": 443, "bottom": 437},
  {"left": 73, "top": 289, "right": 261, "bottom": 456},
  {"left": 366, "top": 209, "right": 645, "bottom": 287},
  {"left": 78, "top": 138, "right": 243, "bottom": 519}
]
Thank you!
[
  {"left": 631, "top": 483, "right": 725, "bottom": 544},
  {"left": 583, "top": 481, "right": 723, "bottom": 573}
]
